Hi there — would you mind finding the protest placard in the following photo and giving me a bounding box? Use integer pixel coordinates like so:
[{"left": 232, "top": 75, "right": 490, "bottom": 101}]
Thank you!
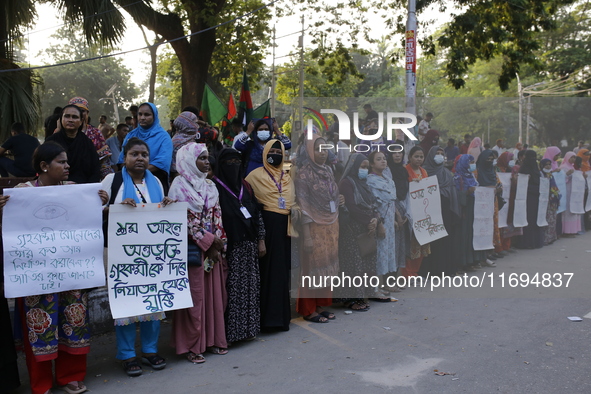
[
  {"left": 553, "top": 170, "right": 567, "bottom": 214},
  {"left": 408, "top": 175, "right": 448, "bottom": 245},
  {"left": 107, "top": 202, "right": 193, "bottom": 319},
  {"left": 497, "top": 173, "right": 512, "bottom": 228},
  {"left": 473, "top": 187, "right": 495, "bottom": 251},
  {"left": 537, "top": 177, "right": 550, "bottom": 227},
  {"left": 513, "top": 174, "right": 530, "bottom": 227},
  {"left": 3, "top": 183, "right": 105, "bottom": 297},
  {"left": 570, "top": 171, "right": 585, "bottom": 214}
]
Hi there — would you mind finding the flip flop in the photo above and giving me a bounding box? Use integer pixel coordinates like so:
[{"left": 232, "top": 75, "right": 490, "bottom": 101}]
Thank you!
[
  {"left": 62, "top": 382, "right": 87, "bottom": 394},
  {"left": 369, "top": 297, "right": 394, "bottom": 303}
]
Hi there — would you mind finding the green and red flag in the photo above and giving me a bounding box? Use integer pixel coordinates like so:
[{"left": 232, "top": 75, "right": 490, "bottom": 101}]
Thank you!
[
  {"left": 238, "top": 69, "right": 254, "bottom": 126},
  {"left": 253, "top": 99, "right": 271, "bottom": 120},
  {"left": 200, "top": 83, "right": 226, "bottom": 125}
]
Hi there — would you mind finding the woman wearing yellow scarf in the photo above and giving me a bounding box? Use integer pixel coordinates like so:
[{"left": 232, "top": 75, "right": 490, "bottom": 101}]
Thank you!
[{"left": 246, "top": 140, "right": 294, "bottom": 331}]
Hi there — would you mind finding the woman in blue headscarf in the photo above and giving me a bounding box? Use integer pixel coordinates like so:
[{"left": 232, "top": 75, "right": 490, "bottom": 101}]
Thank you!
[
  {"left": 102, "top": 137, "right": 174, "bottom": 377},
  {"left": 118, "top": 103, "right": 173, "bottom": 193}
]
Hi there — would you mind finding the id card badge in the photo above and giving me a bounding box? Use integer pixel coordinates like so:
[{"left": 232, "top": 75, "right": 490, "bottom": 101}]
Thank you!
[
  {"left": 240, "top": 206, "right": 252, "bottom": 219},
  {"left": 329, "top": 200, "right": 336, "bottom": 213},
  {"left": 278, "top": 196, "right": 286, "bottom": 210}
]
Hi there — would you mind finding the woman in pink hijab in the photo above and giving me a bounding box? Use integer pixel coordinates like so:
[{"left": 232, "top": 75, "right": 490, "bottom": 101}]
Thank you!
[
  {"left": 467, "top": 137, "right": 483, "bottom": 162},
  {"left": 543, "top": 146, "right": 562, "bottom": 171}
]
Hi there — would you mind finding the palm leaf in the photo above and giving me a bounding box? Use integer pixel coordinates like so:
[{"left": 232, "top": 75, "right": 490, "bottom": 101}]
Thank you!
[
  {"left": 0, "top": 60, "right": 41, "bottom": 141},
  {"left": 45, "top": 0, "right": 126, "bottom": 47}
]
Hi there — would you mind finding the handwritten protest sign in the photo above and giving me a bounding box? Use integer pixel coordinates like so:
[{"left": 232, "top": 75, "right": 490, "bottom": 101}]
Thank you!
[
  {"left": 537, "top": 177, "right": 550, "bottom": 227},
  {"left": 3, "top": 184, "right": 105, "bottom": 298},
  {"left": 553, "top": 170, "right": 567, "bottom": 214},
  {"left": 513, "top": 174, "right": 530, "bottom": 227},
  {"left": 570, "top": 171, "right": 585, "bottom": 214},
  {"left": 497, "top": 173, "right": 512, "bottom": 228},
  {"left": 408, "top": 175, "right": 448, "bottom": 245},
  {"left": 473, "top": 187, "right": 495, "bottom": 250},
  {"left": 107, "top": 203, "right": 192, "bottom": 319}
]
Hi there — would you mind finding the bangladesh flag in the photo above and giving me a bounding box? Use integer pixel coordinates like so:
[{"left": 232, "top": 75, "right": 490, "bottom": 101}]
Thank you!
[
  {"left": 253, "top": 99, "right": 271, "bottom": 120},
  {"left": 200, "top": 84, "right": 226, "bottom": 125},
  {"left": 238, "top": 69, "right": 253, "bottom": 126}
]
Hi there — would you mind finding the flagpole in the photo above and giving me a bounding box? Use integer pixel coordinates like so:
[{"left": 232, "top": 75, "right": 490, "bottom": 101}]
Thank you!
[
  {"left": 405, "top": 0, "right": 417, "bottom": 123},
  {"left": 271, "top": 25, "right": 276, "bottom": 118}
]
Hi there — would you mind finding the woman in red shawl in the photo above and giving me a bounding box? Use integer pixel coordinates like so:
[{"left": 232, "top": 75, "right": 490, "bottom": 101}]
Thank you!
[{"left": 294, "top": 135, "right": 343, "bottom": 323}]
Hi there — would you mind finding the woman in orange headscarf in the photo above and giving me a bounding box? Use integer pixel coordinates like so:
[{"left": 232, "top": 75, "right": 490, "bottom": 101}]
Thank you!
[{"left": 576, "top": 149, "right": 590, "bottom": 173}]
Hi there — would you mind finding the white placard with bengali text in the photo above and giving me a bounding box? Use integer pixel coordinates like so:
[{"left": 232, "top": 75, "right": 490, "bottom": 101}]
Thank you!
[
  {"left": 513, "top": 174, "right": 530, "bottom": 228},
  {"left": 3, "top": 184, "right": 105, "bottom": 298},
  {"left": 107, "top": 202, "right": 193, "bottom": 319},
  {"left": 537, "top": 177, "right": 550, "bottom": 227},
  {"left": 553, "top": 170, "right": 567, "bottom": 214},
  {"left": 497, "top": 173, "right": 512, "bottom": 228},
  {"left": 473, "top": 187, "right": 495, "bottom": 251},
  {"left": 570, "top": 171, "right": 585, "bottom": 214},
  {"left": 585, "top": 178, "right": 591, "bottom": 213},
  {"left": 408, "top": 175, "right": 448, "bottom": 245}
]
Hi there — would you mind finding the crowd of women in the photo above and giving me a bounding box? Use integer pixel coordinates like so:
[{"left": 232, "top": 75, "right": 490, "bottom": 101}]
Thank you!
[{"left": 1, "top": 99, "right": 589, "bottom": 394}]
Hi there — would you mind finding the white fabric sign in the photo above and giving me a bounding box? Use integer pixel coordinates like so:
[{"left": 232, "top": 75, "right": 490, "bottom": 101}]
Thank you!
[
  {"left": 3, "top": 184, "right": 105, "bottom": 298},
  {"left": 570, "top": 171, "right": 585, "bottom": 214},
  {"left": 473, "top": 187, "right": 495, "bottom": 251},
  {"left": 537, "top": 177, "right": 550, "bottom": 227},
  {"left": 107, "top": 203, "right": 193, "bottom": 319},
  {"left": 408, "top": 175, "right": 448, "bottom": 245},
  {"left": 585, "top": 177, "right": 591, "bottom": 213},
  {"left": 553, "top": 170, "right": 567, "bottom": 214},
  {"left": 497, "top": 173, "right": 512, "bottom": 228},
  {"left": 513, "top": 174, "right": 530, "bottom": 227}
]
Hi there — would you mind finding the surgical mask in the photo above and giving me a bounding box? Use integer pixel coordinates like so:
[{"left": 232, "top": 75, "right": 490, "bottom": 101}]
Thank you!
[
  {"left": 434, "top": 154, "right": 445, "bottom": 164},
  {"left": 267, "top": 153, "right": 283, "bottom": 166},
  {"left": 358, "top": 168, "right": 368, "bottom": 179},
  {"left": 508, "top": 160, "right": 516, "bottom": 168},
  {"left": 469, "top": 163, "right": 476, "bottom": 172},
  {"left": 543, "top": 168, "right": 552, "bottom": 173},
  {"left": 257, "top": 130, "right": 271, "bottom": 141},
  {"left": 493, "top": 159, "right": 498, "bottom": 166}
]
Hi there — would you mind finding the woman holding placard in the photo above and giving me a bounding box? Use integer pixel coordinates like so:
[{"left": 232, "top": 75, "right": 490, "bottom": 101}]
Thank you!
[
  {"left": 421, "top": 146, "right": 461, "bottom": 276},
  {"left": 559, "top": 152, "right": 580, "bottom": 236},
  {"left": 402, "top": 146, "right": 431, "bottom": 279},
  {"left": 515, "top": 150, "right": 544, "bottom": 249},
  {"left": 169, "top": 142, "right": 228, "bottom": 363},
  {"left": 102, "top": 137, "right": 174, "bottom": 377},
  {"left": 540, "top": 159, "right": 561, "bottom": 245},
  {"left": 11, "top": 142, "right": 107, "bottom": 394}
]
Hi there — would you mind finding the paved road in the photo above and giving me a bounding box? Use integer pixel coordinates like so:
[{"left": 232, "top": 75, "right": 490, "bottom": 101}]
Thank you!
[{"left": 12, "top": 232, "right": 591, "bottom": 393}]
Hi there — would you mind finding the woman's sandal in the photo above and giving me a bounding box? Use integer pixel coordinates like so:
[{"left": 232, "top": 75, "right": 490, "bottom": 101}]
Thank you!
[
  {"left": 187, "top": 352, "right": 206, "bottom": 364},
  {"left": 304, "top": 314, "right": 329, "bottom": 323},
  {"left": 345, "top": 301, "right": 369, "bottom": 312},
  {"left": 318, "top": 310, "right": 336, "bottom": 320},
  {"left": 62, "top": 381, "right": 87, "bottom": 394},
  {"left": 207, "top": 346, "right": 229, "bottom": 355},
  {"left": 141, "top": 354, "right": 166, "bottom": 370},
  {"left": 122, "top": 360, "right": 143, "bottom": 377}
]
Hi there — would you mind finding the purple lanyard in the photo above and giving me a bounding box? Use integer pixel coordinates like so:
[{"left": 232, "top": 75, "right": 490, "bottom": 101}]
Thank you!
[
  {"left": 213, "top": 176, "right": 244, "bottom": 202},
  {"left": 264, "top": 168, "right": 284, "bottom": 195}
]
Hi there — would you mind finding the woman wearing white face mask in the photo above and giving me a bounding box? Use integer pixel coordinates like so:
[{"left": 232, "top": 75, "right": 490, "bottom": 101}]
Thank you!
[
  {"left": 422, "top": 146, "right": 462, "bottom": 276},
  {"left": 233, "top": 118, "right": 291, "bottom": 176}
]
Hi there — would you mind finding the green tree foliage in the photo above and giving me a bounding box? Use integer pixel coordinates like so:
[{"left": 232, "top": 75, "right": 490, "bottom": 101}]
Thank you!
[{"left": 38, "top": 27, "right": 139, "bottom": 126}]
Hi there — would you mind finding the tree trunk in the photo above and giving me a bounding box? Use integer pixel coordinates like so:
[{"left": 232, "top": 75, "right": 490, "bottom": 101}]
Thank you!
[{"left": 180, "top": 29, "right": 217, "bottom": 109}]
